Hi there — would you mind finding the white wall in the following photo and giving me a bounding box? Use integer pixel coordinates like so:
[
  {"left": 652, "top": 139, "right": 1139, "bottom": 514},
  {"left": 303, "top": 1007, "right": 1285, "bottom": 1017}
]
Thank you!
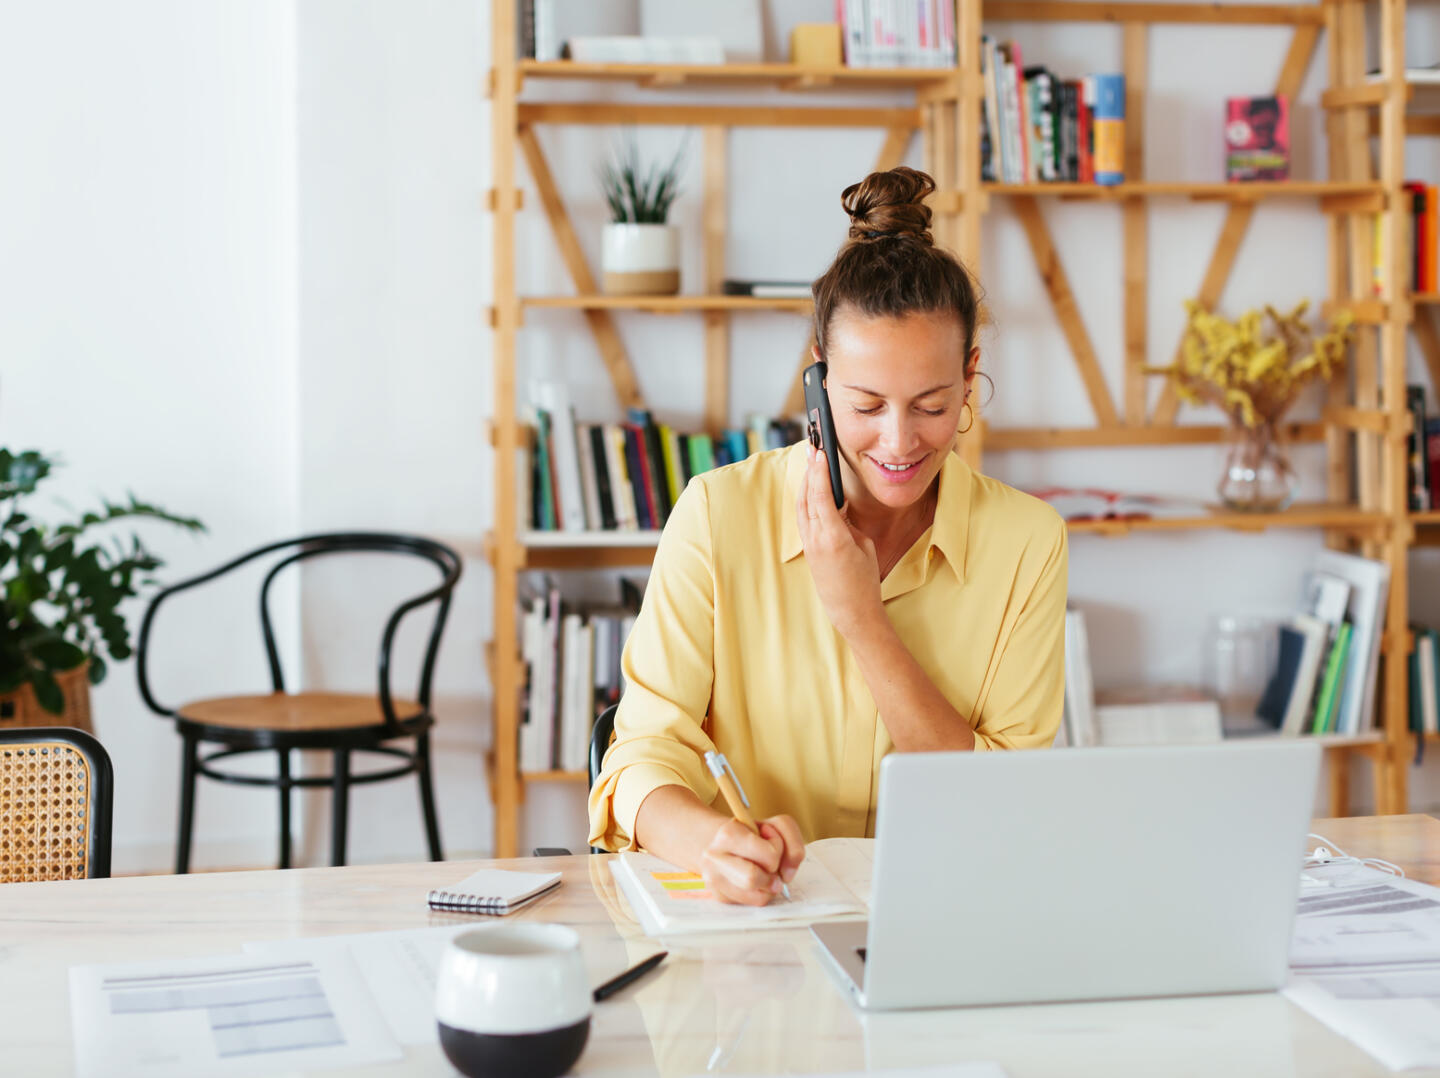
[
  {"left": 0, "top": 2, "right": 301, "bottom": 872},
  {"left": 3, "top": 2, "right": 1437, "bottom": 875}
]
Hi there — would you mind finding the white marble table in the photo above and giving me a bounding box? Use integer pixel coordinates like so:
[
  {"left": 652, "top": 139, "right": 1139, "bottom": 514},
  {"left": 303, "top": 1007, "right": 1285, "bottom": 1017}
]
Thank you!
[{"left": 3, "top": 815, "right": 1438, "bottom": 1077}]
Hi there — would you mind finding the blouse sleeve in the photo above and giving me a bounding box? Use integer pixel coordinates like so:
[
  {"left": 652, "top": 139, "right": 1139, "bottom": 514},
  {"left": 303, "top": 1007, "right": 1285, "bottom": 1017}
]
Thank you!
[
  {"left": 971, "top": 513, "right": 1069, "bottom": 751},
  {"left": 586, "top": 477, "right": 722, "bottom": 851}
]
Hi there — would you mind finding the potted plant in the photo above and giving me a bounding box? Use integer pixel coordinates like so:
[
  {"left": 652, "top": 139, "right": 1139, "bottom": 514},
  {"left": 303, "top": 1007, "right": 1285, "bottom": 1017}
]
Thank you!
[
  {"left": 598, "top": 137, "right": 686, "bottom": 296},
  {"left": 1146, "top": 300, "right": 1354, "bottom": 511},
  {"left": 0, "top": 449, "right": 204, "bottom": 729}
]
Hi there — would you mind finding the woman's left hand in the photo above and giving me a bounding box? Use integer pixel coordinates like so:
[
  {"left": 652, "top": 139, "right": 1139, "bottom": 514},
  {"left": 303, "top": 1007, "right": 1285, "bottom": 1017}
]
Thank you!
[{"left": 796, "top": 445, "right": 882, "bottom": 637}]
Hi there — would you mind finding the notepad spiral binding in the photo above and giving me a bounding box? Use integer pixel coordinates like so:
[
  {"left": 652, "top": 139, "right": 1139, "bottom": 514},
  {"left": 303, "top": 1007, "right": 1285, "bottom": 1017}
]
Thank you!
[{"left": 426, "top": 890, "right": 512, "bottom": 914}]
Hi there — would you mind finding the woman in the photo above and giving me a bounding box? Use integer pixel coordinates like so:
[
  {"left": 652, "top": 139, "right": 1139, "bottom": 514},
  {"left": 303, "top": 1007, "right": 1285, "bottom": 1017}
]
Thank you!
[{"left": 587, "top": 166, "right": 1068, "bottom": 905}]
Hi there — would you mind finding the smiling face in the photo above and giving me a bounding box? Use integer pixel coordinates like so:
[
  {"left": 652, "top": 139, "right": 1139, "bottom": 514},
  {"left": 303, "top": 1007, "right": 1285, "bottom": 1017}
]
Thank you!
[{"left": 819, "top": 307, "right": 976, "bottom": 519}]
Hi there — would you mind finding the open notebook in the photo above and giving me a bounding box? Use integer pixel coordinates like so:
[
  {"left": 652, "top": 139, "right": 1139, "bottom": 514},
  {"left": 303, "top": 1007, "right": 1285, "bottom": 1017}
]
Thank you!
[{"left": 611, "top": 837, "right": 874, "bottom": 936}]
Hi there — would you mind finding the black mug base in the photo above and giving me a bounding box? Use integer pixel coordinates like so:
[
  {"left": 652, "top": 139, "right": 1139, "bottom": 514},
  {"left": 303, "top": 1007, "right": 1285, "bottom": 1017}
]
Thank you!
[{"left": 438, "top": 1017, "right": 590, "bottom": 1078}]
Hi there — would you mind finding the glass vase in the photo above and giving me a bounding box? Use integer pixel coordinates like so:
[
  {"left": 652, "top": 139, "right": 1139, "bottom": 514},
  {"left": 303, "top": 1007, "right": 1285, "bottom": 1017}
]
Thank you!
[{"left": 1218, "top": 421, "right": 1297, "bottom": 512}]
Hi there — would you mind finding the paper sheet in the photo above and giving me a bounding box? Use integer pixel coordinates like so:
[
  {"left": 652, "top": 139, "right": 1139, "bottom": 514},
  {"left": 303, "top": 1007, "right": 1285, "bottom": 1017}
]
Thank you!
[
  {"left": 1290, "top": 868, "right": 1440, "bottom": 970},
  {"left": 243, "top": 925, "right": 473, "bottom": 1046},
  {"left": 613, "top": 850, "right": 866, "bottom": 937},
  {"left": 68, "top": 951, "right": 401, "bottom": 1078},
  {"left": 1286, "top": 971, "right": 1440, "bottom": 1070}
]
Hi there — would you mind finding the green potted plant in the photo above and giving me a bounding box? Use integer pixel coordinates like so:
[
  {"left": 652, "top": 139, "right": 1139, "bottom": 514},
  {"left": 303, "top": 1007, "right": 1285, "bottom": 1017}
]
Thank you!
[
  {"left": 598, "top": 136, "right": 687, "bottom": 296},
  {"left": 0, "top": 449, "right": 204, "bottom": 727}
]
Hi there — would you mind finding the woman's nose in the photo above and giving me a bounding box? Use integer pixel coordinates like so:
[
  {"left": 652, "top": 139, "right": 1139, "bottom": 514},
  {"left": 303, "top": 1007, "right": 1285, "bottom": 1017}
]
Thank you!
[{"left": 881, "top": 415, "right": 917, "bottom": 454}]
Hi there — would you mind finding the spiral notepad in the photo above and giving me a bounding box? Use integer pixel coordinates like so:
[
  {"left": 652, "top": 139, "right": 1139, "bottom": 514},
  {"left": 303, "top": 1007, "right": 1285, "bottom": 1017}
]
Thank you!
[{"left": 426, "top": 868, "right": 562, "bottom": 915}]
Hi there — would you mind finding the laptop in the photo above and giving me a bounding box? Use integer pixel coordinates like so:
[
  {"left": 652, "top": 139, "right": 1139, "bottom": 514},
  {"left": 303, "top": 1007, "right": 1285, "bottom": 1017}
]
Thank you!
[{"left": 811, "top": 741, "right": 1320, "bottom": 1010}]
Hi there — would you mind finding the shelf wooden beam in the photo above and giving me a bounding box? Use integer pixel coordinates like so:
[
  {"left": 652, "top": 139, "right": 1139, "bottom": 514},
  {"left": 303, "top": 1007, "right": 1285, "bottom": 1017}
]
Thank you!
[
  {"left": 1123, "top": 23, "right": 1148, "bottom": 425},
  {"left": 1013, "top": 196, "right": 1120, "bottom": 427},
  {"left": 517, "top": 126, "right": 643, "bottom": 410},
  {"left": 703, "top": 126, "right": 729, "bottom": 435},
  {"left": 1323, "top": 298, "right": 1389, "bottom": 323},
  {"left": 1065, "top": 504, "right": 1391, "bottom": 536},
  {"left": 517, "top": 102, "right": 922, "bottom": 129},
  {"left": 984, "top": 0, "right": 1325, "bottom": 23},
  {"left": 982, "top": 420, "right": 1325, "bottom": 450},
  {"left": 515, "top": 60, "right": 959, "bottom": 91},
  {"left": 1321, "top": 83, "right": 1398, "bottom": 109},
  {"left": 986, "top": 180, "right": 1380, "bottom": 200}
]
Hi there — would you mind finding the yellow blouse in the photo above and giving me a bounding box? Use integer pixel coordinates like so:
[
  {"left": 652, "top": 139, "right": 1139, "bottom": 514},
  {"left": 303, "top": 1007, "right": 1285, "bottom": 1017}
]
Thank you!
[{"left": 587, "top": 441, "right": 1068, "bottom": 852}]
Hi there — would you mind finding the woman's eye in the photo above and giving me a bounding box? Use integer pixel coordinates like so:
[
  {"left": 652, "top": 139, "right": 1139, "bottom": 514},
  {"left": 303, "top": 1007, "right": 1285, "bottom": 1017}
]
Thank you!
[
  {"left": 853, "top": 405, "right": 883, "bottom": 416},
  {"left": 920, "top": 408, "right": 947, "bottom": 417}
]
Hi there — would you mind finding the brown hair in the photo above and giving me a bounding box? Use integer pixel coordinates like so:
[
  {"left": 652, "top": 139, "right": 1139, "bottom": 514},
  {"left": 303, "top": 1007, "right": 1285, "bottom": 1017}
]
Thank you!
[{"left": 811, "top": 166, "right": 982, "bottom": 373}]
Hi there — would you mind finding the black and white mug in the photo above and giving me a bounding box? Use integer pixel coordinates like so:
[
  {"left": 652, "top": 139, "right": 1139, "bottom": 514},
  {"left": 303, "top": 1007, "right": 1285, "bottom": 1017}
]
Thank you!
[{"left": 435, "top": 924, "right": 591, "bottom": 1078}]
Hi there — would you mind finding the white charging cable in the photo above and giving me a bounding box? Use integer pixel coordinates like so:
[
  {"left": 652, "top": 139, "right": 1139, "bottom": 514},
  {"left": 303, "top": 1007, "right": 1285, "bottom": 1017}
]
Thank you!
[{"left": 1301, "top": 831, "right": 1406, "bottom": 888}]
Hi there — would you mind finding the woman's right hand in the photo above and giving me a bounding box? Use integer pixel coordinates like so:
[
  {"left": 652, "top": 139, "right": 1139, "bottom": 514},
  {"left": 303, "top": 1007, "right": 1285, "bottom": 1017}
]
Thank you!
[{"left": 699, "top": 814, "right": 806, "bottom": 906}]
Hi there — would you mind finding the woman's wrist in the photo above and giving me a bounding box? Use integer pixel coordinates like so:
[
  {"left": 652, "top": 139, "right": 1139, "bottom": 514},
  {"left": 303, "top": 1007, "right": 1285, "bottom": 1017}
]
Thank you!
[{"left": 832, "top": 595, "right": 888, "bottom": 644}]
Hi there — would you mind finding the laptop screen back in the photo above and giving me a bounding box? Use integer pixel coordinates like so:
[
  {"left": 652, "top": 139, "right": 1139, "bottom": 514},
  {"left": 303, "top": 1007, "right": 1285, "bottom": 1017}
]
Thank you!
[{"left": 861, "top": 742, "right": 1321, "bottom": 1009}]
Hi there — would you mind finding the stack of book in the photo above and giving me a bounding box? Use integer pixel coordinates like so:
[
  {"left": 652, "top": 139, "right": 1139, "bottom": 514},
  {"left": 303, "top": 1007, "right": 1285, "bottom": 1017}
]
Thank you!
[
  {"left": 526, "top": 381, "right": 802, "bottom": 534},
  {"left": 981, "top": 38, "right": 1124, "bottom": 185},
  {"left": 1408, "top": 625, "right": 1440, "bottom": 752},
  {"left": 519, "top": 577, "right": 641, "bottom": 774},
  {"left": 839, "top": 1, "right": 957, "bottom": 69},
  {"left": 1255, "top": 551, "right": 1391, "bottom": 736},
  {"left": 1371, "top": 184, "right": 1437, "bottom": 296}
]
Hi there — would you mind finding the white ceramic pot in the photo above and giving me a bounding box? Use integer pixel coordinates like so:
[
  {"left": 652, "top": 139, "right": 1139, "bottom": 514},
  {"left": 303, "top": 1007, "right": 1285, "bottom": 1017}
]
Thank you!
[{"left": 601, "top": 222, "right": 680, "bottom": 295}]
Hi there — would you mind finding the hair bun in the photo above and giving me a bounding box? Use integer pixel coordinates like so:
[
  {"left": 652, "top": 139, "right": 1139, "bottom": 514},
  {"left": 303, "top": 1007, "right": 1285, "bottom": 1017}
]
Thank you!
[{"left": 841, "top": 166, "right": 936, "bottom": 245}]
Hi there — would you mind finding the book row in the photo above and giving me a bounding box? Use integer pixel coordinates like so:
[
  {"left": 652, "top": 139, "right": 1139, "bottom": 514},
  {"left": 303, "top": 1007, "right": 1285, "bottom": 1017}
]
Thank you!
[
  {"left": 519, "top": 578, "right": 641, "bottom": 774},
  {"left": 1370, "top": 185, "right": 1439, "bottom": 296},
  {"left": 839, "top": 0, "right": 957, "bottom": 69},
  {"left": 980, "top": 39, "right": 1124, "bottom": 186},
  {"left": 526, "top": 381, "right": 802, "bottom": 534},
  {"left": 1408, "top": 627, "right": 1440, "bottom": 745},
  {"left": 1255, "top": 551, "right": 1391, "bottom": 737}
]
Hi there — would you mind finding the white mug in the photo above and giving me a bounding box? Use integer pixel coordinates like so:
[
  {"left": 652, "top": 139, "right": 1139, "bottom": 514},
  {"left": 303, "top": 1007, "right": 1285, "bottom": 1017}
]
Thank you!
[{"left": 435, "top": 924, "right": 591, "bottom": 1078}]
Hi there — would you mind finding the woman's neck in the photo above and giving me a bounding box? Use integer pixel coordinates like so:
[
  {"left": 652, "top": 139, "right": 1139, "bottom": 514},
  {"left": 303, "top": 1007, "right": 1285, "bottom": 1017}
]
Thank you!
[{"left": 847, "top": 479, "right": 939, "bottom": 558}]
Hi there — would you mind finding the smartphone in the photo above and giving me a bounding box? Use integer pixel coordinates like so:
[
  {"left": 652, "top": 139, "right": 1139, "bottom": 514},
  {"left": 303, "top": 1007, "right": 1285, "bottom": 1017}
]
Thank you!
[{"left": 802, "top": 360, "right": 845, "bottom": 510}]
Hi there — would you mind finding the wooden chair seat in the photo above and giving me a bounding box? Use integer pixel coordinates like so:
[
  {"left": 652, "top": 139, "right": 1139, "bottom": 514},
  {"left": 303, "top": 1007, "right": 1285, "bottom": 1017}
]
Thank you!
[{"left": 178, "top": 692, "right": 424, "bottom": 734}]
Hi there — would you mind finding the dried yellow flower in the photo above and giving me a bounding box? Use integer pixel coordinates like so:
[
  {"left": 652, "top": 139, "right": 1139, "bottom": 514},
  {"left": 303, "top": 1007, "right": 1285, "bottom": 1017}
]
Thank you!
[{"left": 1144, "top": 299, "right": 1354, "bottom": 429}]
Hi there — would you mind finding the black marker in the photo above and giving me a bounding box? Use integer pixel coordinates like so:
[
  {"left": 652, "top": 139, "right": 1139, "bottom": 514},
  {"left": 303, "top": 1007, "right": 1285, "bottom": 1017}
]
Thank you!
[{"left": 592, "top": 950, "right": 668, "bottom": 1002}]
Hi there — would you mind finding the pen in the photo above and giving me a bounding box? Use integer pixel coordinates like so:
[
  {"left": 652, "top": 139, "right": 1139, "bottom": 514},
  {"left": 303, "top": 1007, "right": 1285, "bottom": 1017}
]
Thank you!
[
  {"left": 704, "top": 750, "right": 792, "bottom": 900},
  {"left": 592, "top": 950, "right": 667, "bottom": 1002}
]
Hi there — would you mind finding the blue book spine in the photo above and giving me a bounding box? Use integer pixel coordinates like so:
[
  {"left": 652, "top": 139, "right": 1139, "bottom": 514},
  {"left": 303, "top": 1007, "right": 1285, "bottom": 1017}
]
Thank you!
[{"left": 1092, "top": 73, "right": 1125, "bottom": 186}]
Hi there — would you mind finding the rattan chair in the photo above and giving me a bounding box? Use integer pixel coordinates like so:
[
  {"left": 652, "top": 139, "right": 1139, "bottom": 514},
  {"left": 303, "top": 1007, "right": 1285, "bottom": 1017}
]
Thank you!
[
  {"left": 0, "top": 727, "right": 113, "bottom": 882},
  {"left": 135, "top": 532, "right": 462, "bottom": 872}
]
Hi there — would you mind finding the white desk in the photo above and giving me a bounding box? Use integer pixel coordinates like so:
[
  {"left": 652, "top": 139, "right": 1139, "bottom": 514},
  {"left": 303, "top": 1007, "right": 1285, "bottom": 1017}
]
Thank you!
[{"left": 4, "top": 815, "right": 1438, "bottom": 1077}]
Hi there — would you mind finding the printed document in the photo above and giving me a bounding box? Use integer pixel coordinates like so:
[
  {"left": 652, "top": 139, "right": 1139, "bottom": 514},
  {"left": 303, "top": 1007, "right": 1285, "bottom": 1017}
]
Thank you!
[
  {"left": 1286, "top": 865, "right": 1440, "bottom": 1069},
  {"left": 244, "top": 925, "right": 474, "bottom": 1046},
  {"left": 68, "top": 951, "right": 400, "bottom": 1077}
]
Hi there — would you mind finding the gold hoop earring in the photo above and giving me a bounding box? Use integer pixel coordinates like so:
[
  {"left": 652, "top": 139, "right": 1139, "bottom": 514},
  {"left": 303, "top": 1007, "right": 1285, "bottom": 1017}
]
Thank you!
[{"left": 958, "top": 401, "right": 975, "bottom": 435}]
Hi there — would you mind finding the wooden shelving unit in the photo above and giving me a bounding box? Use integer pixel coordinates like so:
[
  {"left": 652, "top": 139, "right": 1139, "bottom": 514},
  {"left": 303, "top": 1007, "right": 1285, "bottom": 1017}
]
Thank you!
[{"left": 486, "top": 0, "right": 1419, "bottom": 858}]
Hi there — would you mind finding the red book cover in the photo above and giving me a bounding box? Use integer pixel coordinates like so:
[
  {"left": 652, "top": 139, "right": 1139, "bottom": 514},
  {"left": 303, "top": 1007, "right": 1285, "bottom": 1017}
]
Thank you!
[
  {"left": 1405, "top": 182, "right": 1426, "bottom": 293},
  {"left": 1426, "top": 420, "right": 1440, "bottom": 509},
  {"left": 1076, "top": 79, "right": 1093, "bottom": 183},
  {"left": 1225, "top": 95, "right": 1289, "bottom": 181},
  {"left": 1426, "top": 185, "right": 1438, "bottom": 293}
]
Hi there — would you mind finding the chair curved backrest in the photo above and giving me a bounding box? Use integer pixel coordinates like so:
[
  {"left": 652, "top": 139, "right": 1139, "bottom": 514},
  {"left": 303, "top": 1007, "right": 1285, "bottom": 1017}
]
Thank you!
[
  {"left": 135, "top": 533, "right": 463, "bottom": 737},
  {"left": 0, "top": 727, "right": 113, "bottom": 881},
  {"left": 587, "top": 703, "right": 619, "bottom": 855},
  {"left": 589, "top": 703, "right": 618, "bottom": 789}
]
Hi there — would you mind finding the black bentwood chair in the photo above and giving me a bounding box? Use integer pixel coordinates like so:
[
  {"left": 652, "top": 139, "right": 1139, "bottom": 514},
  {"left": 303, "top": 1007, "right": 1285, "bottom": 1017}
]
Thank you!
[{"left": 136, "top": 533, "right": 462, "bottom": 872}]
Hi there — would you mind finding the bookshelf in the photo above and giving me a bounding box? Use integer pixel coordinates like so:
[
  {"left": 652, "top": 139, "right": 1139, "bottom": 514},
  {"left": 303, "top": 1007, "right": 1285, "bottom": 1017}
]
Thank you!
[{"left": 486, "top": 0, "right": 1417, "bottom": 858}]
